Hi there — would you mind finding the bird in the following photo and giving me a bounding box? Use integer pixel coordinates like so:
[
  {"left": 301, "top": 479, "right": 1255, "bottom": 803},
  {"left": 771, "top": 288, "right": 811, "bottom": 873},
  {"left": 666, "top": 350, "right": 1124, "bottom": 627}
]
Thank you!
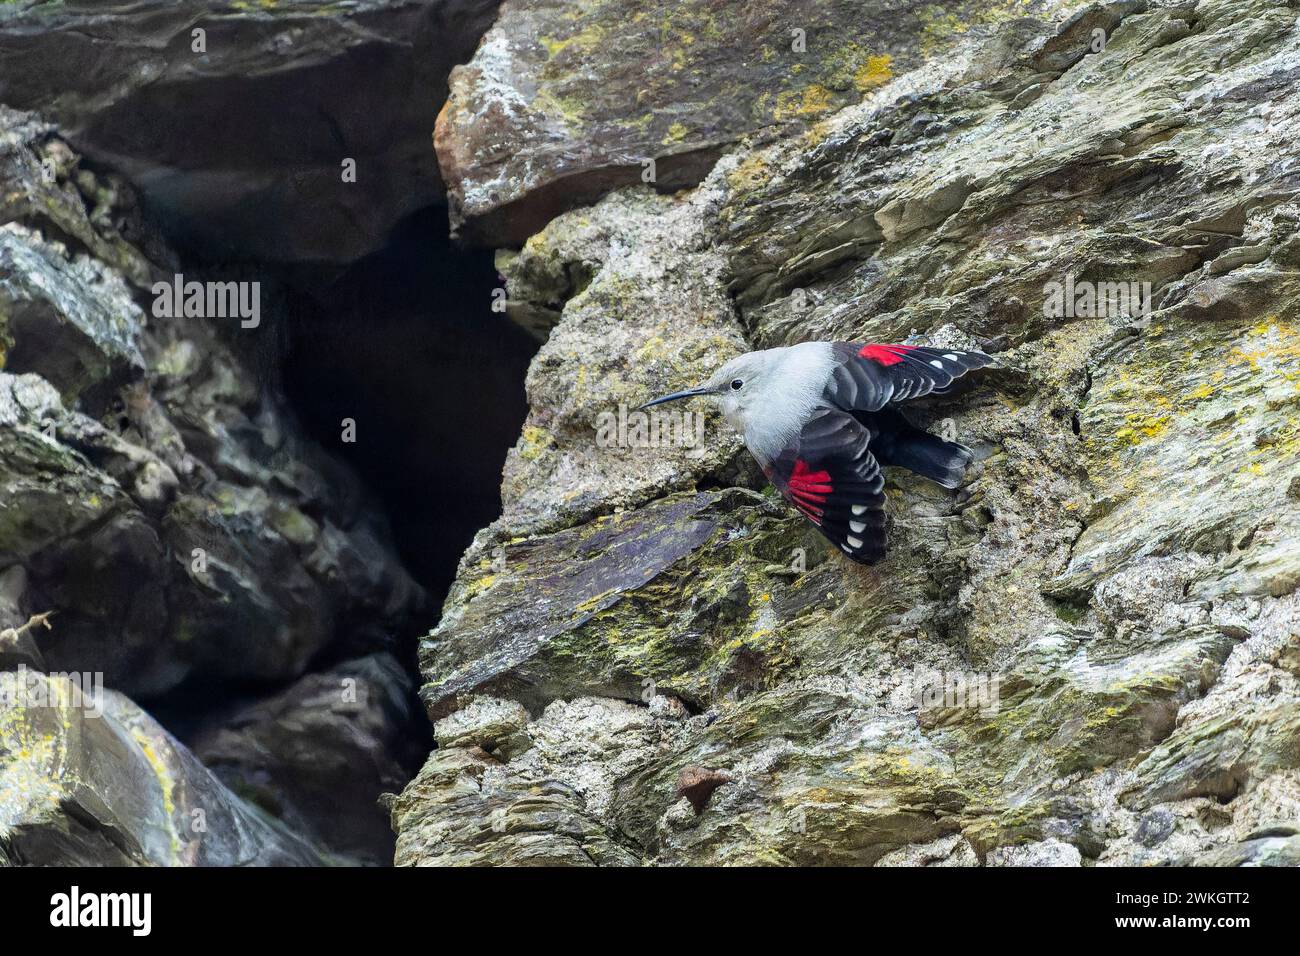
[{"left": 640, "top": 341, "right": 994, "bottom": 564}]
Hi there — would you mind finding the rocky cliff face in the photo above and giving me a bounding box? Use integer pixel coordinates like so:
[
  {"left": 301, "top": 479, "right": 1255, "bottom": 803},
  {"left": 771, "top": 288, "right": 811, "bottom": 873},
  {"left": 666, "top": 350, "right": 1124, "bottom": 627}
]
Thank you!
[
  {"left": 437, "top": 0, "right": 1060, "bottom": 244},
  {"left": 2, "top": 0, "right": 1297, "bottom": 869},
  {"left": 0, "top": 0, "right": 525, "bottom": 867},
  {"left": 395, "top": 0, "right": 1300, "bottom": 865},
  {"left": 0, "top": 107, "right": 423, "bottom": 863}
]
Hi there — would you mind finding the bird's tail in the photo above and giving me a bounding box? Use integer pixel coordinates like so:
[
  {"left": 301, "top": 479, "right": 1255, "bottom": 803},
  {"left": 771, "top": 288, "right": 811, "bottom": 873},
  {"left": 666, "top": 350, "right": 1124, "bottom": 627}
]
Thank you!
[{"left": 860, "top": 410, "right": 973, "bottom": 489}]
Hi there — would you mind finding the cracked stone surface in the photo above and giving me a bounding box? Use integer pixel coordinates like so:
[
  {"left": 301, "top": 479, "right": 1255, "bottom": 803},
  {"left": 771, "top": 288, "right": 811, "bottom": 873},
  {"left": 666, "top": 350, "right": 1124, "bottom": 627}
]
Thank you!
[
  {"left": 0, "top": 0, "right": 500, "bottom": 262},
  {"left": 396, "top": 0, "right": 1300, "bottom": 865},
  {"left": 436, "top": 0, "right": 1073, "bottom": 245}
]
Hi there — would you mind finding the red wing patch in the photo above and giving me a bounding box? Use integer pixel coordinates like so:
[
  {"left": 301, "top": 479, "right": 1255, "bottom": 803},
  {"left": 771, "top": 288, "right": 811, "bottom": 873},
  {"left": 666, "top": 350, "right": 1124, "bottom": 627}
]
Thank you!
[
  {"left": 769, "top": 407, "right": 889, "bottom": 564},
  {"left": 857, "top": 344, "right": 916, "bottom": 366},
  {"left": 787, "top": 459, "right": 832, "bottom": 523}
]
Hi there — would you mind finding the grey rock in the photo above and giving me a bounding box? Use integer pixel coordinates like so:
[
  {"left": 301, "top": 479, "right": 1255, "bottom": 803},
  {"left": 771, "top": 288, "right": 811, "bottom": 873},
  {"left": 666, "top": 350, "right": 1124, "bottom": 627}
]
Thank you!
[
  {"left": 433, "top": 696, "right": 533, "bottom": 759},
  {"left": 0, "top": 0, "right": 499, "bottom": 263},
  {"left": 492, "top": 186, "right": 749, "bottom": 534},
  {"left": 0, "top": 670, "right": 323, "bottom": 866},
  {"left": 0, "top": 107, "right": 423, "bottom": 698},
  {"left": 0, "top": 223, "right": 145, "bottom": 404},
  {"left": 1135, "top": 808, "right": 1176, "bottom": 848},
  {"left": 188, "top": 654, "right": 424, "bottom": 865},
  {"left": 875, "top": 834, "right": 981, "bottom": 867},
  {"left": 436, "top": 0, "right": 1071, "bottom": 245},
  {"left": 391, "top": 745, "right": 639, "bottom": 866},
  {"left": 1189, "top": 835, "right": 1300, "bottom": 867},
  {"left": 987, "top": 839, "right": 1082, "bottom": 867}
]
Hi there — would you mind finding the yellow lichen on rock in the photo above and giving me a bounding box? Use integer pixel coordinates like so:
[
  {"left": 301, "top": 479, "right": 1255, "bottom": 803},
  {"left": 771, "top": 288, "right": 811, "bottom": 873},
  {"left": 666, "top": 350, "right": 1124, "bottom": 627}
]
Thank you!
[
  {"left": 854, "top": 53, "right": 893, "bottom": 93},
  {"left": 772, "top": 85, "right": 835, "bottom": 121}
]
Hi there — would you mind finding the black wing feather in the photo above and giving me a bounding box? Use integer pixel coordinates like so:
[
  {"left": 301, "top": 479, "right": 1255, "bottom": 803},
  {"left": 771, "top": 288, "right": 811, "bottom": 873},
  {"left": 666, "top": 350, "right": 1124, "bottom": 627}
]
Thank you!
[
  {"left": 826, "top": 343, "right": 994, "bottom": 412},
  {"left": 768, "top": 405, "right": 888, "bottom": 564}
]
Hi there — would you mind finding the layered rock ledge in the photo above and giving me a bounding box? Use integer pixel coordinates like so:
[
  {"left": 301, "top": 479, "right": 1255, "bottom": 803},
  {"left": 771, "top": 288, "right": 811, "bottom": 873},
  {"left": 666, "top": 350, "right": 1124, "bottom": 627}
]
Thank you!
[{"left": 397, "top": 0, "right": 1300, "bottom": 865}]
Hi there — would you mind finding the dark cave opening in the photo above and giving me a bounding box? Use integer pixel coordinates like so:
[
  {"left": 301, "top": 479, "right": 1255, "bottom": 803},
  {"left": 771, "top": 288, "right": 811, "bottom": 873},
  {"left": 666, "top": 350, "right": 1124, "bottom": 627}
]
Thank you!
[
  {"left": 143, "top": 204, "right": 536, "bottom": 861},
  {"left": 150, "top": 200, "right": 538, "bottom": 697},
  {"left": 277, "top": 207, "right": 538, "bottom": 601}
]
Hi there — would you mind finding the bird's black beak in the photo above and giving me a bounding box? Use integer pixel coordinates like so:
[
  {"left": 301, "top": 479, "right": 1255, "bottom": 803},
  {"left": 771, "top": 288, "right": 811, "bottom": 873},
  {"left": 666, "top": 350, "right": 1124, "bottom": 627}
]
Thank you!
[{"left": 637, "top": 386, "right": 710, "bottom": 410}]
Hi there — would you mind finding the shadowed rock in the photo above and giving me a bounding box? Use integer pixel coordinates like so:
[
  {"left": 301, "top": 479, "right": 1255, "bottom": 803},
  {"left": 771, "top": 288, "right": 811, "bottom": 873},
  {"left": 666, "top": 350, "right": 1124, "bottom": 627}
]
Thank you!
[
  {"left": 187, "top": 653, "right": 426, "bottom": 865},
  {"left": 0, "top": 0, "right": 500, "bottom": 263},
  {"left": 0, "top": 106, "right": 424, "bottom": 699}
]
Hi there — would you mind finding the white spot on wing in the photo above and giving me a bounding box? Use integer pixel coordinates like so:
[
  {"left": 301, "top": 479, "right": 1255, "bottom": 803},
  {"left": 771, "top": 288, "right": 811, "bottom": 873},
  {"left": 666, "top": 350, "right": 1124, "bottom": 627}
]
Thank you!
[
  {"left": 851, "top": 505, "right": 867, "bottom": 515},
  {"left": 850, "top": 520, "right": 865, "bottom": 533},
  {"left": 944, "top": 353, "right": 959, "bottom": 360},
  {"left": 929, "top": 360, "right": 944, "bottom": 368},
  {"left": 846, "top": 535, "right": 863, "bottom": 548}
]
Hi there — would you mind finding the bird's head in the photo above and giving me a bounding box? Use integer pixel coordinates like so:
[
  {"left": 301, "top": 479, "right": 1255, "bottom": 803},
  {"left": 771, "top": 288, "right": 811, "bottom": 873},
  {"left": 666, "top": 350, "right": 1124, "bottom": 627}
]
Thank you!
[{"left": 639, "top": 351, "right": 773, "bottom": 434}]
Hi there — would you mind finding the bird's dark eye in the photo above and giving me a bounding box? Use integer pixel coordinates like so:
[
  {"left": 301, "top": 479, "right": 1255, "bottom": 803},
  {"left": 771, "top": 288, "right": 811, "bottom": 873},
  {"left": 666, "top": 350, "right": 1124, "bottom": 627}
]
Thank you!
[{"left": 730, "top": 378, "right": 744, "bottom": 390}]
